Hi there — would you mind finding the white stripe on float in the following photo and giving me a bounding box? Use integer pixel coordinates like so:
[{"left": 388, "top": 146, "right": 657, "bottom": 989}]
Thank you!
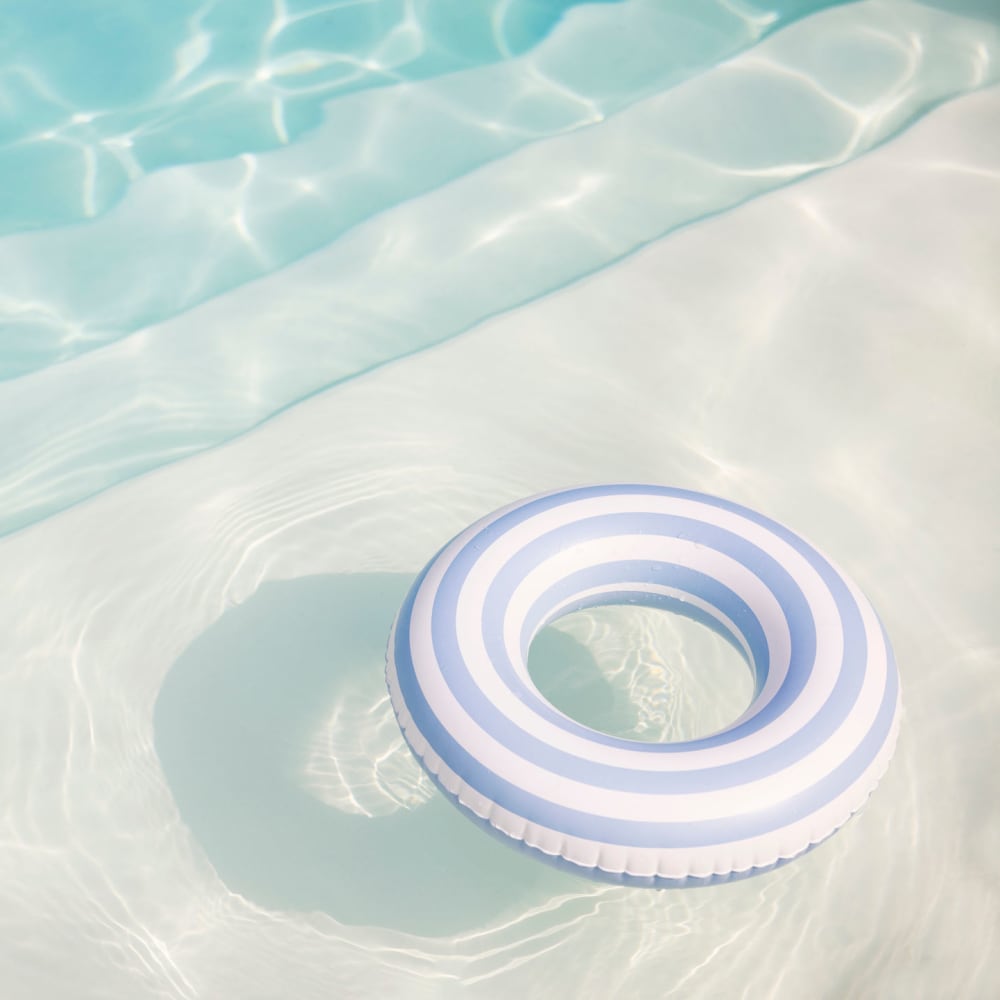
[
  {"left": 434, "top": 533, "right": 842, "bottom": 776},
  {"left": 389, "top": 678, "right": 900, "bottom": 879},
  {"left": 387, "top": 487, "right": 897, "bottom": 879},
  {"left": 497, "top": 535, "right": 788, "bottom": 721}
]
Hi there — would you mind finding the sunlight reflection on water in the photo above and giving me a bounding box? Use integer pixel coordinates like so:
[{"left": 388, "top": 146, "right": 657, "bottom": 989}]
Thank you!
[{"left": 1, "top": 0, "right": 999, "bottom": 997}]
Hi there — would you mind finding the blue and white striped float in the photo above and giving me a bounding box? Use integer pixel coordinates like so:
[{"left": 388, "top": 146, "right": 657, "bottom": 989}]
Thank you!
[{"left": 386, "top": 485, "right": 900, "bottom": 886}]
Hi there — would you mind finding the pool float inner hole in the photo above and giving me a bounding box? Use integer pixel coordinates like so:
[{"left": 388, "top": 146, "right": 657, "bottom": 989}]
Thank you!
[{"left": 525, "top": 600, "right": 757, "bottom": 744}]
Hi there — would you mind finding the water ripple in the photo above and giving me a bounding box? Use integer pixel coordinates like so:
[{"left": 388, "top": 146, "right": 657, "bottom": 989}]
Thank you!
[
  {"left": 0, "top": 1, "right": 996, "bottom": 538},
  {"left": 1, "top": 84, "right": 997, "bottom": 985},
  {"left": 1, "top": 5, "right": 998, "bottom": 998},
  {"left": 0, "top": 0, "right": 815, "bottom": 378}
]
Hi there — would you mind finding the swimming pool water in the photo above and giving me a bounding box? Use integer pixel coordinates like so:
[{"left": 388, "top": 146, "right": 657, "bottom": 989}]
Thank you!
[{"left": 1, "top": 1, "right": 998, "bottom": 997}]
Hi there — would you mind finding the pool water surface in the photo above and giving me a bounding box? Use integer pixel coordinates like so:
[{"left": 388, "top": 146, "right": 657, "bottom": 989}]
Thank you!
[{"left": 1, "top": 1, "right": 999, "bottom": 997}]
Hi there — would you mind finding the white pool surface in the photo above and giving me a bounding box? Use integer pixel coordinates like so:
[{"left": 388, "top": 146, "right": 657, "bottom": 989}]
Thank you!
[{"left": 1, "top": 2, "right": 998, "bottom": 997}]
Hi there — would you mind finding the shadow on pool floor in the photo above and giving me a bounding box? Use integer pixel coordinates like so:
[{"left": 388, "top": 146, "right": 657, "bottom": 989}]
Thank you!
[{"left": 154, "top": 572, "right": 628, "bottom": 936}]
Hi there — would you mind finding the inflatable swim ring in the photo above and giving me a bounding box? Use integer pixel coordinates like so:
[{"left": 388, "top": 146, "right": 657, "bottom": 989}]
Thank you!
[{"left": 386, "top": 485, "right": 900, "bottom": 886}]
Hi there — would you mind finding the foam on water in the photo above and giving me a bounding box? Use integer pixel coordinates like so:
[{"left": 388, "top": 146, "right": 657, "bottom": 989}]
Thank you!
[{"left": 1, "top": 1, "right": 999, "bottom": 997}]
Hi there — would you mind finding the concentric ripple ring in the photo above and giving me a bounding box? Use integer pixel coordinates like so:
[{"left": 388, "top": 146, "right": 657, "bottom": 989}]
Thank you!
[{"left": 386, "top": 485, "right": 901, "bottom": 886}]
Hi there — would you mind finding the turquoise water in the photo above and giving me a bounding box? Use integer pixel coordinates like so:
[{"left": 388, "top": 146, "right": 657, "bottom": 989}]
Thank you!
[
  {"left": 2, "top": 1, "right": 999, "bottom": 997},
  {"left": 3, "top": 0, "right": 998, "bottom": 536}
]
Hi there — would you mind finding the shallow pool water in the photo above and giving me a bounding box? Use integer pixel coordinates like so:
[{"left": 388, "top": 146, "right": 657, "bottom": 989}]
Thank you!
[{"left": 2, "top": 1, "right": 999, "bottom": 997}]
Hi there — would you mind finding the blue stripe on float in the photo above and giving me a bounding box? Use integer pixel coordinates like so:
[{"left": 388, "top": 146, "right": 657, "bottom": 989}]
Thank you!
[
  {"left": 390, "top": 486, "right": 894, "bottom": 847},
  {"left": 473, "top": 516, "right": 814, "bottom": 748},
  {"left": 391, "top": 563, "right": 897, "bottom": 848},
  {"left": 426, "top": 514, "right": 841, "bottom": 781},
  {"left": 462, "top": 485, "right": 825, "bottom": 562}
]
